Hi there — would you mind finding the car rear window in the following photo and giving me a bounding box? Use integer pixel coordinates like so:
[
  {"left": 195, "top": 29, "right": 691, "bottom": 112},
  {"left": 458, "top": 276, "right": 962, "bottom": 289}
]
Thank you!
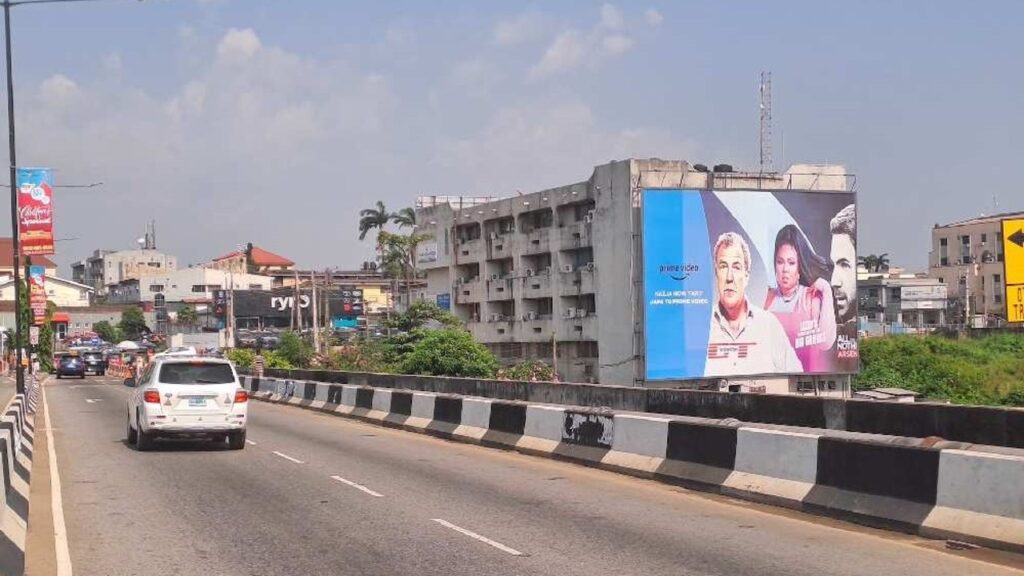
[{"left": 158, "top": 363, "right": 234, "bottom": 384}]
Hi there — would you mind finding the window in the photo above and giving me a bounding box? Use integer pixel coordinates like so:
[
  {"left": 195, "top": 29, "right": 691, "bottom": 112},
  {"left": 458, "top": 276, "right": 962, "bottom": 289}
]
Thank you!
[
  {"left": 868, "top": 288, "right": 879, "bottom": 298},
  {"left": 158, "top": 363, "right": 234, "bottom": 384},
  {"left": 577, "top": 341, "right": 599, "bottom": 358},
  {"left": 248, "top": 284, "right": 262, "bottom": 290},
  {"left": 938, "top": 277, "right": 944, "bottom": 284},
  {"left": 191, "top": 285, "right": 206, "bottom": 293},
  {"left": 149, "top": 284, "right": 164, "bottom": 293},
  {"left": 981, "top": 233, "right": 988, "bottom": 244}
]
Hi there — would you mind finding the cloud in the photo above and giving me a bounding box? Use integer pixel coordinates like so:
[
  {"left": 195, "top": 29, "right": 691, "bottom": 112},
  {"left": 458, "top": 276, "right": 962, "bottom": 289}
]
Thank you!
[
  {"left": 39, "top": 74, "right": 81, "bottom": 110},
  {"left": 645, "top": 8, "right": 664, "bottom": 27},
  {"left": 101, "top": 52, "right": 122, "bottom": 73},
  {"left": 528, "top": 4, "right": 640, "bottom": 79},
  {"left": 435, "top": 97, "right": 695, "bottom": 194},
  {"left": 492, "top": 10, "right": 548, "bottom": 45},
  {"left": 217, "top": 28, "right": 261, "bottom": 61},
  {"left": 600, "top": 4, "right": 625, "bottom": 30}
]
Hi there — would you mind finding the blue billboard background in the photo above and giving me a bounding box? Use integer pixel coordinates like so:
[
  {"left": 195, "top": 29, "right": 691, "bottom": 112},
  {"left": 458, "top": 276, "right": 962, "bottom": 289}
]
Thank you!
[{"left": 643, "top": 188, "right": 858, "bottom": 380}]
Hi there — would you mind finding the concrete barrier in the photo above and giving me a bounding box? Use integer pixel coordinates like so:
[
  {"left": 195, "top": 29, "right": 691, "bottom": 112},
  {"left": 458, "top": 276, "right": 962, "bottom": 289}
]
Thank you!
[
  {"left": 242, "top": 376, "right": 1024, "bottom": 552},
  {"left": 0, "top": 377, "right": 38, "bottom": 576},
  {"left": 253, "top": 368, "right": 1024, "bottom": 449}
]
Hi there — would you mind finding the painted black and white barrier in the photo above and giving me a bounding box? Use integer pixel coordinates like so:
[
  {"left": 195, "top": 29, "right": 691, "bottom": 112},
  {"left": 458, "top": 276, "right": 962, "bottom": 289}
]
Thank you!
[
  {"left": 242, "top": 376, "right": 1024, "bottom": 552},
  {"left": 0, "top": 377, "right": 38, "bottom": 576}
]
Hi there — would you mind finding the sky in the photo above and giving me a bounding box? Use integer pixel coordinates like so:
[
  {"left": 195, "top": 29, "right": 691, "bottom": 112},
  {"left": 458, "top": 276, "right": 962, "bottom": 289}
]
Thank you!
[{"left": 2, "top": 0, "right": 1022, "bottom": 275}]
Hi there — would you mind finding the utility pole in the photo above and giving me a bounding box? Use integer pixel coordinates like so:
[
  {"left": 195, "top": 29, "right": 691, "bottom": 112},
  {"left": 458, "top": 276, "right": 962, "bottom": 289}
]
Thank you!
[
  {"left": 311, "top": 271, "right": 320, "bottom": 354},
  {"left": 293, "top": 269, "right": 302, "bottom": 331},
  {"left": 226, "top": 269, "right": 235, "bottom": 348},
  {"left": 5, "top": 1, "right": 23, "bottom": 393}
]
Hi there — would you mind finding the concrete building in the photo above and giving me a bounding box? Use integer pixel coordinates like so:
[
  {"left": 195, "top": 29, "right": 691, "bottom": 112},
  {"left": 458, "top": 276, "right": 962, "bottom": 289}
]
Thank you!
[
  {"left": 928, "top": 211, "right": 1018, "bottom": 326},
  {"left": 0, "top": 275, "right": 93, "bottom": 307},
  {"left": 0, "top": 302, "right": 156, "bottom": 341},
  {"left": 858, "top": 273, "right": 947, "bottom": 335},
  {"left": 107, "top": 267, "right": 272, "bottom": 305},
  {"left": 72, "top": 248, "right": 178, "bottom": 295},
  {"left": 209, "top": 244, "right": 294, "bottom": 275},
  {"left": 414, "top": 158, "right": 852, "bottom": 393}
]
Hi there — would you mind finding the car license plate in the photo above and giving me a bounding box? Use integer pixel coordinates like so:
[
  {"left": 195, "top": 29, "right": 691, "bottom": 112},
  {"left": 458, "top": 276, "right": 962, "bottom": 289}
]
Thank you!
[{"left": 188, "top": 398, "right": 206, "bottom": 408}]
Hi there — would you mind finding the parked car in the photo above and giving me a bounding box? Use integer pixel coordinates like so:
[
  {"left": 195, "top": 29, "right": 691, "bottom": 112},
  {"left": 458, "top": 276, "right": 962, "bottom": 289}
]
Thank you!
[
  {"left": 56, "top": 353, "right": 86, "bottom": 379},
  {"left": 82, "top": 350, "right": 107, "bottom": 376},
  {"left": 125, "top": 357, "right": 248, "bottom": 451}
]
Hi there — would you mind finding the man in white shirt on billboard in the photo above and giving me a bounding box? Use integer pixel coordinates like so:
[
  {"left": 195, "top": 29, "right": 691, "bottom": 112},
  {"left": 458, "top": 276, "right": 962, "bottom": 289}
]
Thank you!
[{"left": 705, "top": 232, "right": 801, "bottom": 377}]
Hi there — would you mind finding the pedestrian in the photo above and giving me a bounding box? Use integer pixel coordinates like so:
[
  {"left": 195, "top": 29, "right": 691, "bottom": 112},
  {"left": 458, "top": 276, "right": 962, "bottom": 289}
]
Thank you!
[{"left": 253, "top": 347, "right": 266, "bottom": 379}]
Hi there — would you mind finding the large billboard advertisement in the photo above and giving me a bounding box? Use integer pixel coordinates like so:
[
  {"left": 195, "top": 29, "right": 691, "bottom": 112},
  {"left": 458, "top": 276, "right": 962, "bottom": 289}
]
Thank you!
[
  {"left": 643, "top": 189, "right": 858, "bottom": 380},
  {"left": 17, "top": 167, "right": 55, "bottom": 256}
]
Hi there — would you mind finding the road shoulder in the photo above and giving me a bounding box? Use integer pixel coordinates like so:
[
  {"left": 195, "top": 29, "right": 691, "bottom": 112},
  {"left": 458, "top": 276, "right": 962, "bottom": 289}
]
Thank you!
[{"left": 24, "top": 382, "right": 58, "bottom": 576}]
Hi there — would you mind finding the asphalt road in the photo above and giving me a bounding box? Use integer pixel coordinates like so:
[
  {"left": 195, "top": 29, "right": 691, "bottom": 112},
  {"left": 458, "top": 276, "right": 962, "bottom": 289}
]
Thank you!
[{"left": 44, "top": 376, "right": 1023, "bottom": 576}]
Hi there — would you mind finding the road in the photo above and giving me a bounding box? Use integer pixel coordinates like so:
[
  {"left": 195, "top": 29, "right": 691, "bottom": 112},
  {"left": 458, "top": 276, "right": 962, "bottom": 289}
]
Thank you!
[{"left": 37, "top": 375, "right": 1023, "bottom": 576}]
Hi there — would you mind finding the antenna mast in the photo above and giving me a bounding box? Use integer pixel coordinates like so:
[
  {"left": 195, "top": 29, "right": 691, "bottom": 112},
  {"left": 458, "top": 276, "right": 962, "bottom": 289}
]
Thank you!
[{"left": 759, "top": 71, "right": 773, "bottom": 174}]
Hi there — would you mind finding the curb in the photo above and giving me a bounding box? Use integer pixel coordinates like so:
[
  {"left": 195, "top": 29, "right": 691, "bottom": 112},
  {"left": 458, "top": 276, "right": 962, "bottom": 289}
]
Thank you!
[
  {"left": 243, "top": 376, "right": 1024, "bottom": 553},
  {"left": 0, "top": 377, "right": 39, "bottom": 576}
]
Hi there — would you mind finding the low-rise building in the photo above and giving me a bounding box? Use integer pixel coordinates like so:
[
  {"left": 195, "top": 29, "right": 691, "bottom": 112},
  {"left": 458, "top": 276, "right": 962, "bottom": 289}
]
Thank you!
[
  {"left": 928, "top": 211, "right": 1019, "bottom": 325},
  {"left": 0, "top": 238, "right": 57, "bottom": 276},
  {"left": 107, "top": 267, "right": 272, "bottom": 305},
  {"left": 209, "top": 244, "right": 295, "bottom": 276},
  {"left": 858, "top": 273, "right": 947, "bottom": 335},
  {"left": 0, "top": 275, "right": 93, "bottom": 307},
  {"left": 72, "top": 248, "right": 178, "bottom": 295}
]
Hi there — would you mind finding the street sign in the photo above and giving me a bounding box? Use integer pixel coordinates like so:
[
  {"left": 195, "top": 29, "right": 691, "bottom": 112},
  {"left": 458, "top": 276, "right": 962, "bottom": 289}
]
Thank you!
[
  {"left": 29, "top": 326, "right": 39, "bottom": 346},
  {"left": 1002, "top": 218, "right": 1024, "bottom": 323}
]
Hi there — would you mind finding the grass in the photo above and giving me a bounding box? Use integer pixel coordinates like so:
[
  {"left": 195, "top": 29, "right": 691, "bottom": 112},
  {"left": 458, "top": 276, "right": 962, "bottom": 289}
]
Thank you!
[{"left": 854, "top": 333, "right": 1024, "bottom": 406}]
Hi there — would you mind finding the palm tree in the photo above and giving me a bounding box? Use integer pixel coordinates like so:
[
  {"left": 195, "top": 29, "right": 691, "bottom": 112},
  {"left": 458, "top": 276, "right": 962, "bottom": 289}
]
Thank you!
[
  {"left": 876, "top": 253, "right": 890, "bottom": 272},
  {"left": 358, "top": 201, "right": 393, "bottom": 241},
  {"left": 858, "top": 255, "right": 877, "bottom": 272},
  {"left": 392, "top": 207, "right": 416, "bottom": 229}
]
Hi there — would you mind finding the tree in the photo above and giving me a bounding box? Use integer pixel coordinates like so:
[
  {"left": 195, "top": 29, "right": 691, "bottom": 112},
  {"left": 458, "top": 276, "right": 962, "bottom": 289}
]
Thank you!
[
  {"left": 93, "top": 320, "right": 122, "bottom": 344},
  {"left": 392, "top": 207, "right": 416, "bottom": 229},
  {"left": 119, "top": 307, "right": 148, "bottom": 341},
  {"left": 277, "top": 331, "right": 313, "bottom": 368},
  {"left": 177, "top": 305, "right": 198, "bottom": 327},
  {"left": 858, "top": 254, "right": 890, "bottom": 273},
  {"left": 387, "top": 300, "right": 461, "bottom": 332},
  {"left": 358, "top": 200, "right": 393, "bottom": 241},
  {"left": 399, "top": 329, "right": 497, "bottom": 378},
  {"left": 14, "top": 280, "right": 30, "bottom": 348},
  {"left": 876, "top": 253, "right": 890, "bottom": 272},
  {"left": 37, "top": 302, "right": 56, "bottom": 373}
]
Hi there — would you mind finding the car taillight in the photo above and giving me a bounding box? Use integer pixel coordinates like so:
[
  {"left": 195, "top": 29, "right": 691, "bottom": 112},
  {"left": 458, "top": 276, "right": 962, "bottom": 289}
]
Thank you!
[
  {"left": 143, "top": 390, "right": 161, "bottom": 403},
  {"left": 234, "top": 390, "right": 248, "bottom": 403}
]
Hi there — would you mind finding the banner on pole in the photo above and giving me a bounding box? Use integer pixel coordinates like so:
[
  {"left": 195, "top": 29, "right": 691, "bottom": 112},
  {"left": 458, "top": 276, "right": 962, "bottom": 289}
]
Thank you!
[
  {"left": 17, "top": 167, "right": 55, "bottom": 256},
  {"left": 29, "top": 326, "right": 39, "bottom": 346},
  {"left": 29, "top": 265, "right": 47, "bottom": 325}
]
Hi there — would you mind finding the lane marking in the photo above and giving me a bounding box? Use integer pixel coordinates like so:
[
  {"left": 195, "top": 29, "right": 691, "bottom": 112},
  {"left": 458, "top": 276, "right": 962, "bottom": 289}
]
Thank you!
[
  {"left": 431, "top": 519, "right": 524, "bottom": 556},
  {"left": 245, "top": 439, "right": 257, "bottom": 446},
  {"left": 272, "top": 451, "right": 304, "bottom": 464},
  {"left": 330, "top": 475, "right": 383, "bottom": 498},
  {"left": 43, "top": 384, "right": 74, "bottom": 576},
  {"left": 85, "top": 399, "right": 103, "bottom": 404}
]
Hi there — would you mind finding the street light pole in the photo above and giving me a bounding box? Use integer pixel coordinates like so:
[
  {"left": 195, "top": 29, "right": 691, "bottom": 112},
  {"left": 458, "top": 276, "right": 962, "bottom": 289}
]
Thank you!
[{"left": 4, "top": 0, "right": 24, "bottom": 393}]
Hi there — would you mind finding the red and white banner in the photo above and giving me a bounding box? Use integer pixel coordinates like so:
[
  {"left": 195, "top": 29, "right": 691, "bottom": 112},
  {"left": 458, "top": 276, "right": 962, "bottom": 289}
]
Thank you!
[
  {"left": 29, "top": 265, "right": 47, "bottom": 325},
  {"left": 17, "top": 167, "right": 55, "bottom": 256}
]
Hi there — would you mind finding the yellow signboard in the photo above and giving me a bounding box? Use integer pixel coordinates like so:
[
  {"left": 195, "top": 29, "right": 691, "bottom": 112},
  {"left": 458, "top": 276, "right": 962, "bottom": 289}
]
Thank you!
[
  {"left": 1009, "top": 284, "right": 1024, "bottom": 324},
  {"left": 1003, "top": 218, "right": 1024, "bottom": 323}
]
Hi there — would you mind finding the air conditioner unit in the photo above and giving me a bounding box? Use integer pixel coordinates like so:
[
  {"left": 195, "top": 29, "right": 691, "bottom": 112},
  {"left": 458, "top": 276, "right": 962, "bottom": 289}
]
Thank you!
[
  {"left": 585, "top": 262, "right": 595, "bottom": 272},
  {"left": 564, "top": 308, "right": 576, "bottom": 319},
  {"left": 526, "top": 269, "right": 535, "bottom": 277},
  {"left": 577, "top": 309, "right": 588, "bottom": 318},
  {"left": 489, "top": 232, "right": 499, "bottom": 240},
  {"left": 561, "top": 264, "right": 574, "bottom": 273},
  {"left": 455, "top": 277, "right": 464, "bottom": 285},
  {"left": 490, "top": 273, "right": 499, "bottom": 280},
  {"left": 490, "top": 313, "right": 501, "bottom": 322},
  {"left": 584, "top": 214, "right": 593, "bottom": 224},
  {"left": 527, "top": 311, "right": 538, "bottom": 321},
  {"left": 543, "top": 265, "right": 552, "bottom": 276}
]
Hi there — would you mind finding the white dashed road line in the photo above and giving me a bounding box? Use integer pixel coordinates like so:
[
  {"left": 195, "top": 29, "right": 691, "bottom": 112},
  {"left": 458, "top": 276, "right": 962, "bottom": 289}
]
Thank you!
[
  {"left": 330, "top": 475, "right": 383, "bottom": 498},
  {"left": 272, "top": 451, "right": 304, "bottom": 464},
  {"left": 245, "top": 439, "right": 257, "bottom": 446},
  {"left": 431, "top": 519, "right": 524, "bottom": 556}
]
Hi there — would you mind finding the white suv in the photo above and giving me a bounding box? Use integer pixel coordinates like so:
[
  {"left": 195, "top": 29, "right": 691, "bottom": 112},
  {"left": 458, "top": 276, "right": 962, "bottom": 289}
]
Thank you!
[{"left": 125, "top": 357, "right": 248, "bottom": 451}]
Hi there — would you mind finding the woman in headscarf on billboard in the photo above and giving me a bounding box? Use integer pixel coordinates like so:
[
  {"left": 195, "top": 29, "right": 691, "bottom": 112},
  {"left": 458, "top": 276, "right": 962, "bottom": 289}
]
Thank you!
[{"left": 764, "top": 224, "right": 837, "bottom": 372}]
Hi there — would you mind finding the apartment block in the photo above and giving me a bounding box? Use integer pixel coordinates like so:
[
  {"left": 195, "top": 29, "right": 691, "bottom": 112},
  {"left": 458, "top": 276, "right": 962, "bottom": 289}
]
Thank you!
[
  {"left": 928, "top": 211, "right": 1018, "bottom": 325},
  {"left": 414, "top": 158, "right": 851, "bottom": 390}
]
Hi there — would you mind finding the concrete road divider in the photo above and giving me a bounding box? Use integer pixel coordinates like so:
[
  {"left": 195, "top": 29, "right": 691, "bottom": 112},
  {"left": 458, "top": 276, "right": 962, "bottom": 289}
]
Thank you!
[
  {"left": 0, "top": 377, "right": 38, "bottom": 575},
  {"left": 241, "top": 375, "right": 1024, "bottom": 553}
]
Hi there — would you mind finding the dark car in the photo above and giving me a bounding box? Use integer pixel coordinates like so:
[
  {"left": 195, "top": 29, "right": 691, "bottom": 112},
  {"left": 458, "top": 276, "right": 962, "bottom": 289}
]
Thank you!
[
  {"left": 56, "top": 354, "right": 86, "bottom": 379},
  {"left": 82, "top": 351, "right": 107, "bottom": 376}
]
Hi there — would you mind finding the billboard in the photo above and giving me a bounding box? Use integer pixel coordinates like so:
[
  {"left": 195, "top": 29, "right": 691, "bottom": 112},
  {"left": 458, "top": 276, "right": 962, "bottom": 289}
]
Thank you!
[
  {"left": 17, "top": 167, "right": 55, "bottom": 256},
  {"left": 29, "top": 265, "right": 47, "bottom": 325},
  {"left": 416, "top": 242, "right": 438, "bottom": 265},
  {"left": 643, "top": 189, "right": 857, "bottom": 380}
]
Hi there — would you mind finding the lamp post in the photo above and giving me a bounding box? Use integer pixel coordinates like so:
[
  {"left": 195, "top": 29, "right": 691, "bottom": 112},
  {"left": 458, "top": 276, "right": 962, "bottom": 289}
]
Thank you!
[{"left": 3, "top": 0, "right": 122, "bottom": 393}]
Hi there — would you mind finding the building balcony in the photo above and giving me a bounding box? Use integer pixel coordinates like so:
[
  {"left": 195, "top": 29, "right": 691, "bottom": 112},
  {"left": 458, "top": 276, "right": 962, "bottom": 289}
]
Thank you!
[
  {"left": 453, "top": 279, "right": 484, "bottom": 304},
  {"left": 521, "top": 272, "right": 553, "bottom": 298},
  {"left": 521, "top": 228, "right": 551, "bottom": 255},
  {"left": 518, "top": 314, "right": 554, "bottom": 342},
  {"left": 455, "top": 238, "right": 484, "bottom": 262},
  {"left": 558, "top": 265, "right": 596, "bottom": 294},
  {"left": 469, "top": 316, "right": 517, "bottom": 343},
  {"left": 560, "top": 312, "right": 598, "bottom": 341},
  {"left": 558, "top": 223, "right": 593, "bottom": 250},
  {"left": 486, "top": 277, "right": 515, "bottom": 301},
  {"left": 487, "top": 234, "right": 516, "bottom": 260}
]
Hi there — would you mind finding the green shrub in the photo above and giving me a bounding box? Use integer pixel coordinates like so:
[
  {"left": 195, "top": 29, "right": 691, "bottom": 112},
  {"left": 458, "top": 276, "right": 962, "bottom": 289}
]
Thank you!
[
  {"left": 398, "top": 329, "right": 497, "bottom": 378},
  {"left": 226, "top": 348, "right": 255, "bottom": 368}
]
